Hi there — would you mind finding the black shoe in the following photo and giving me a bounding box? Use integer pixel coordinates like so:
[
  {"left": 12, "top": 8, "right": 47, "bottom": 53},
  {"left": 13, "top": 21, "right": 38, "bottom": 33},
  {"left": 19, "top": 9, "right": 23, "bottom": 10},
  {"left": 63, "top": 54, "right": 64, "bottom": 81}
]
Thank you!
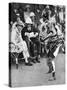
[
  {"left": 25, "top": 63, "right": 33, "bottom": 66},
  {"left": 36, "top": 57, "right": 40, "bottom": 63},
  {"left": 36, "top": 60, "right": 40, "bottom": 63},
  {"left": 48, "top": 77, "right": 56, "bottom": 81},
  {"left": 32, "top": 60, "right": 36, "bottom": 63}
]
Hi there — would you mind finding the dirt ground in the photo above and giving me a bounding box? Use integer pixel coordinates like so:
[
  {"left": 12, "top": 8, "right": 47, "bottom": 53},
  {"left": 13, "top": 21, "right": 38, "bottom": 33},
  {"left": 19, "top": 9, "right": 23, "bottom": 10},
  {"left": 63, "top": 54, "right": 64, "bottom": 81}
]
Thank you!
[{"left": 11, "top": 53, "right": 65, "bottom": 87}]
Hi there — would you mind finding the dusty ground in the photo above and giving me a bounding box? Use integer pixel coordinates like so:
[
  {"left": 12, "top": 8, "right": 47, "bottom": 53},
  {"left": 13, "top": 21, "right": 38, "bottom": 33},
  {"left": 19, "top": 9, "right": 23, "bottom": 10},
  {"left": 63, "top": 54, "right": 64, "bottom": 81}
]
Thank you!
[{"left": 11, "top": 54, "right": 65, "bottom": 87}]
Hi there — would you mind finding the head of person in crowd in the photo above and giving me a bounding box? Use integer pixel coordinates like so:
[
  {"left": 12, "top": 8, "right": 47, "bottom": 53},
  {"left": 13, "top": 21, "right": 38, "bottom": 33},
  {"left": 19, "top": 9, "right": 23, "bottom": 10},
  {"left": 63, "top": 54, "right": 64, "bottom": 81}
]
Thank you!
[
  {"left": 17, "top": 17, "right": 21, "bottom": 22},
  {"left": 45, "top": 5, "right": 50, "bottom": 16},
  {"left": 25, "top": 5, "right": 30, "bottom": 13},
  {"left": 16, "top": 14, "right": 23, "bottom": 32},
  {"left": 16, "top": 13, "right": 21, "bottom": 22},
  {"left": 14, "top": 9, "right": 18, "bottom": 14},
  {"left": 10, "top": 21, "right": 13, "bottom": 26},
  {"left": 42, "top": 14, "right": 48, "bottom": 22},
  {"left": 46, "top": 5, "right": 50, "bottom": 11},
  {"left": 16, "top": 14, "right": 25, "bottom": 27},
  {"left": 30, "top": 12, "right": 35, "bottom": 22},
  {"left": 30, "top": 12, "right": 37, "bottom": 28},
  {"left": 42, "top": 7, "right": 49, "bottom": 22}
]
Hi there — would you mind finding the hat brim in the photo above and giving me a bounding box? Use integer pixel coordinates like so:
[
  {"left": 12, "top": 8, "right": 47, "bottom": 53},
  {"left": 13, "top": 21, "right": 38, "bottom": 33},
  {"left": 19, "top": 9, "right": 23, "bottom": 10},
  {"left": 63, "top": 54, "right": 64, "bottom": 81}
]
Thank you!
[{"left": 16, "top": 24, "right": 23, "bottom": 27}]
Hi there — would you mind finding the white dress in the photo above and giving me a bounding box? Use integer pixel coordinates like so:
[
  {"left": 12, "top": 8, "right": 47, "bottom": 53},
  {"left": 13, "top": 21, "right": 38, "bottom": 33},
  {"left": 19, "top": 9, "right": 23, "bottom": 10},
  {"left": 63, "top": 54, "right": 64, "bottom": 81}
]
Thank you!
[{"left": 10, "top": 22, "right": 29, "bottom": 62}]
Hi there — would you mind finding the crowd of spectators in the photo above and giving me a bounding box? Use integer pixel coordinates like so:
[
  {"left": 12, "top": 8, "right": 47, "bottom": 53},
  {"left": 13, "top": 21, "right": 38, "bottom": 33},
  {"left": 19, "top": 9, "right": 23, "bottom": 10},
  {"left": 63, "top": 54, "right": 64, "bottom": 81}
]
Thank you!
[{"left": 9, "top": 3, "right": 65, "bottom": 66}]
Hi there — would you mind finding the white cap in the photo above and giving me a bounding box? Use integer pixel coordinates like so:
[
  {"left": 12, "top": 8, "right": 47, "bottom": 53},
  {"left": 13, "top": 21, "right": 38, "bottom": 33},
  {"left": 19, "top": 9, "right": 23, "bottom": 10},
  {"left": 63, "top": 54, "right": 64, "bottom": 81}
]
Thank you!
[
  {"left": 30, "top": 12, "right": 35, "bottom": 17},
  {"left": 25, "top": 17, "right": 33, "bottom": 24}
]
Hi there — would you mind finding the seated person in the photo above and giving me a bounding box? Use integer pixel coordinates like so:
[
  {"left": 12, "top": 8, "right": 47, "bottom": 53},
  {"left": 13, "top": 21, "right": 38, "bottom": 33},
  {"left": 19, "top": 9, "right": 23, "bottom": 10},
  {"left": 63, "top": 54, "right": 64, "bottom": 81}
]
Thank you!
[
  {"left": 21, "top": 19, "right": 41, "bottom": 63},
  {"left": 11, "top": 20, "right": 32, "bottom": 66}
]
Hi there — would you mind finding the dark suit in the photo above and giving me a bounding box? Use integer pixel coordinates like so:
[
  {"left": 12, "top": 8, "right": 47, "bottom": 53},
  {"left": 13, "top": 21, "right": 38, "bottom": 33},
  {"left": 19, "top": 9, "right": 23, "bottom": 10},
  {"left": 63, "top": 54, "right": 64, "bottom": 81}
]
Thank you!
[{"left": 21, "top": 26, "right": 41, "bottom": 57}]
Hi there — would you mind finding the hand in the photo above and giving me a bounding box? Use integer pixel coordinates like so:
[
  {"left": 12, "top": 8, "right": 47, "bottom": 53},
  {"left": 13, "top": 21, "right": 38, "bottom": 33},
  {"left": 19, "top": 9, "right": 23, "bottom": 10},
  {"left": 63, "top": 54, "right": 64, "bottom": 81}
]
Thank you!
[
  {"left": 34, "top": 33, "right": 38, "bottom": 37},
  {"left": 25, "top": 32, "right": 29, "bottom": 36}
]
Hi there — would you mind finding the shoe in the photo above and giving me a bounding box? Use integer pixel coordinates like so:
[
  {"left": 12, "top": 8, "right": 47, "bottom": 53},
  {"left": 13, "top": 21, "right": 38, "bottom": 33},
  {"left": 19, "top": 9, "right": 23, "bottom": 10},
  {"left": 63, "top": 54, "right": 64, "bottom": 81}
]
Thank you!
[
  {"left": 36, "top": 57, "right": 40, "bottom": 63},
  {"left": 25, "top": 63, "right": 33, "bottom": 66},
  {"left": 48, "top": 77, "right": 56, "bottom": 81},
  {"left": 32, "top": 60, "right": 36, "bottom": 63},
  {"left": 36, "top": 60, "right": 40, "bottom": 63}
]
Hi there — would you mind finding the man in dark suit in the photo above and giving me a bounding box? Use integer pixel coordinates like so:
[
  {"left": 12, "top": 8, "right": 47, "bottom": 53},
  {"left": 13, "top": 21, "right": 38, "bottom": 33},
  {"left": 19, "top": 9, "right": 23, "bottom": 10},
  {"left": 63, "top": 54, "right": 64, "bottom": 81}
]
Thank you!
[{"left": 21, "top": 21, "right": 41, "bottom": 63}]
